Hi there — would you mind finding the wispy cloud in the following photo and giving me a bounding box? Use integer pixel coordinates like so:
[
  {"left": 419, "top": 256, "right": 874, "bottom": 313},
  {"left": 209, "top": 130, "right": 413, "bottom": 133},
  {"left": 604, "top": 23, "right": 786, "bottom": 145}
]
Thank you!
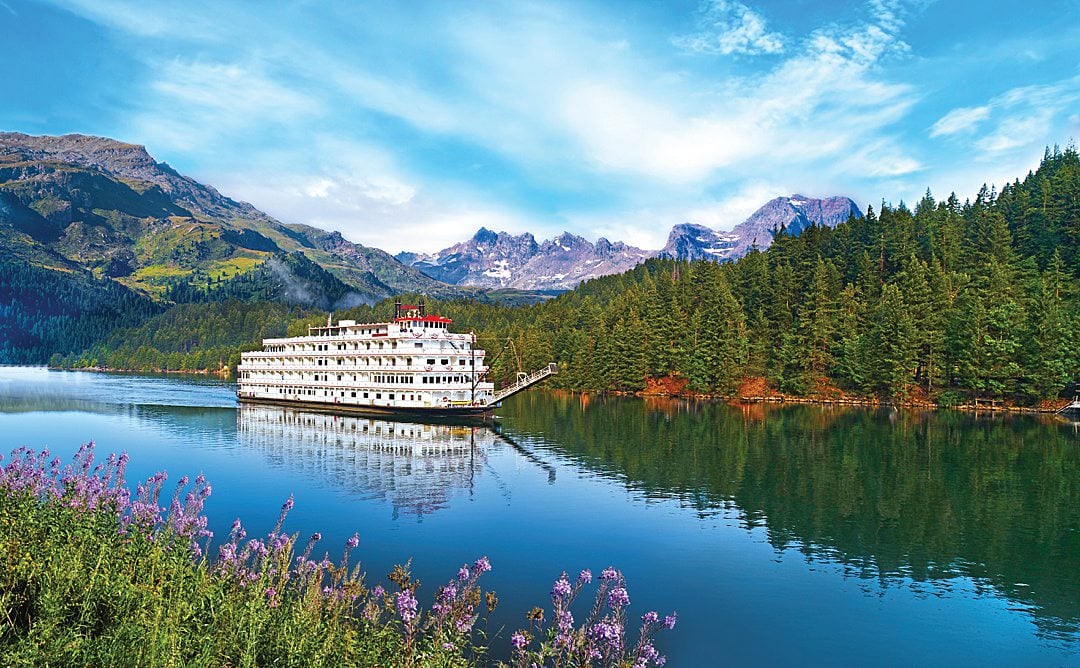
[
  {"left": 47, "top": 0, "right": 227, "bottom": 39},
  {"left": 930, "top": 106, "right": 990, "bottom": 137},
  {"left": 931, "top": 75, "right": 1080, "bottom": 161},
  {"left": 674, "top": 0, "right": 784, "bottom": 56},
  {"left": 123, "top": 58, "right": 321, "bottom": 159}
]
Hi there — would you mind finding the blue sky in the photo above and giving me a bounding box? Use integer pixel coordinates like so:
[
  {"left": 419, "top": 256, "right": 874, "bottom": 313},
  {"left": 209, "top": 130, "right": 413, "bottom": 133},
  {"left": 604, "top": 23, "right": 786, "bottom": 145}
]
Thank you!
[{"left": 2, "top": 0, "right": 1078, "bottom": 253}]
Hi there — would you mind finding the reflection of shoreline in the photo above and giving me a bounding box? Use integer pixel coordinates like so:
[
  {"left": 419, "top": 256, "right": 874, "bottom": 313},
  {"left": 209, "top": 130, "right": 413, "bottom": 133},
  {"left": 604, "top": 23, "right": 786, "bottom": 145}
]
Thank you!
[{"left": 237, "top": 405, "right": 494, "bottom": 517}]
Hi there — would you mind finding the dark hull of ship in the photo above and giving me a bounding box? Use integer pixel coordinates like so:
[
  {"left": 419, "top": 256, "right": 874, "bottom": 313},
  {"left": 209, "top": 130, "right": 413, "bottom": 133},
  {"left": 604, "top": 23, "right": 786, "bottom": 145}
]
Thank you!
[{"left": 237, "top": 395, "right": 496, "bottom": 422}]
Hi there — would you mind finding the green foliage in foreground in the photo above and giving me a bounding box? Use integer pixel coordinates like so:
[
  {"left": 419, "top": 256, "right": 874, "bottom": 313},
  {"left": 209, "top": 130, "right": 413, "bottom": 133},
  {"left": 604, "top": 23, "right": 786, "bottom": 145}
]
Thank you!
[
  {"left": 0, "top": 490, "right": 479, "bottom": 667},
  {"left": 0, "top": 444, "right": 674, "bottom": 667}
]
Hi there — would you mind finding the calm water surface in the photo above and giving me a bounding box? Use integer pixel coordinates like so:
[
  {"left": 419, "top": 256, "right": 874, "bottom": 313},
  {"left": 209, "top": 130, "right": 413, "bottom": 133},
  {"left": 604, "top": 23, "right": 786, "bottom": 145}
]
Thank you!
[{"left": 2, "top": 366, "right": 1079, "bottom": 666}]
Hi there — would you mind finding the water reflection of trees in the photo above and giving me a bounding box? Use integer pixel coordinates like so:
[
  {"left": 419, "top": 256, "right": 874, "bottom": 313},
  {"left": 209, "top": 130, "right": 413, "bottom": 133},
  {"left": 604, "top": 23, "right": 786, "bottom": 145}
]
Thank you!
[
  {"left": 237, "top": 405, "right": 493, "bottom": 518},
  {"left": 507, "top": 392, "right": 1080, "bottom": 640}
]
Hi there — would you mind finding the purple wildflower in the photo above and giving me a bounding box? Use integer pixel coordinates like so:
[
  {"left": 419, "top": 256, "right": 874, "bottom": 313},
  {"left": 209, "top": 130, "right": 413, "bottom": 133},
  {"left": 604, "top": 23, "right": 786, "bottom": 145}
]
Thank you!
[
  {"left": 397, "top": 590, "right": 418, "bottom": 624},
  {"left": 551, "top": 576, "right": 572, "bottom": 603},
  {"left": 642, "top": 610, "right": 659, "bottom": 624},
  {"left": 271, "top": 532, "right": 289, "bottom": 551},
  {"left": 472, "top": 556, "right": 491, "bottom": 573},
  {"left": 591, "top": 620, "right": 623, "bottom": 653},
  {"left": 442, "top": 642, "right": 454, "bottom": 650},
  {"left": 511, "top": 632, "right": 527, "bottom": 652},
  {"left": 372, "top": 585, "right": 385, "bottom": 598},
  {"left": 579, "top": 569, "right": 593, "bottom": 584},
  {"left": 556, "top": 610, "right": 574, "bottom": 632},
  {"left": 640, "top": 642, "right": 659, "bottom": 661},
  {"left": 608, "top": 587, "right": 630, "bottom": 609},
  {"left": 454, "top": 616, "right": 474, "bottom": 633},
  {"left": 601, "top": 566, "right": 619, "bottom": 581},
  {"left": 346, "top": 533, "right": 359, "bottom": 549},
  {"left": 458, "top": 566, "right": 470, "bottom": 581},
  {"left": 663, "top": 612, "right": 677, "bottom": 629}
]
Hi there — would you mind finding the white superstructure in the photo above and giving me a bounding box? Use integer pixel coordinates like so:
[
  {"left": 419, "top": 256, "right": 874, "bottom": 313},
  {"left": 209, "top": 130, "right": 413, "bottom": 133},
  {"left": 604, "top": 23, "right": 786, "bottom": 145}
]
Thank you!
[{"left": 237, "top": 300, "right": 496, "bottom": 415}]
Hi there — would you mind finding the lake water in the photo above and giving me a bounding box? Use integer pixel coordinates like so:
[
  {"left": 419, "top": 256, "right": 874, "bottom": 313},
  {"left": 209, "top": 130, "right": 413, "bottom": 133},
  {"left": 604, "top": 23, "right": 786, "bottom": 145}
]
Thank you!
[{"left": 2, "top": 366, "right": 1079, "bottom": 666}]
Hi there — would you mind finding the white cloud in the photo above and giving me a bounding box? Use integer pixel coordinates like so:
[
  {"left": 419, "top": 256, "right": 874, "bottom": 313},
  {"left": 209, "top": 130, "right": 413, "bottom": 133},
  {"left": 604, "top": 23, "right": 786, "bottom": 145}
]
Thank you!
[
  {"left": 127, "top": 59, "right": 320, "bottom": 154},
  {"left": 930, "top": 106, "right": 991, "bottom": 137},
  {"left": 685, "top": 181, "right": 790, "bottom": 230},
  {"left": 208, "top": 136, "right": 534, "bottom": 254},
  {"left": 674, "top": 0, "right": 785, "bottom": 56},
  {"left": 933, "top": 75, "right": 1080, "bottom": 161},
  {"left": 48, "top": 0, "right": 946, "bottom": 253},
  {"left": 555, "top": 0, "right": 919, "bottom": 184},
  {"left": 976, "top": 113, "right": 1055, "bottom": 156},
  {"left": 47, "top": 0, "right": 227, "bottom": 39}
]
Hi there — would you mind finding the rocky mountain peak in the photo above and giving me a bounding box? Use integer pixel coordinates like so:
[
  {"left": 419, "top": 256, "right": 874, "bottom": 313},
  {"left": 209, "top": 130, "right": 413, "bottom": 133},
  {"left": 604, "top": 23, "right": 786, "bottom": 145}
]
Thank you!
[
  {"left": 660, "top": 223, "right": 738, "bottom": 261},
  {"left": 0, "top": 132, "right": 172, "bottom": 182},
  {"left": 398, "top": 228, "right": 650, "bottom": 290},
  {"left": 472, "top": 226, "right": 498, "bottom": 245},
  {"left": 659, "top": 196, "right": 862, "bottom": 262}
]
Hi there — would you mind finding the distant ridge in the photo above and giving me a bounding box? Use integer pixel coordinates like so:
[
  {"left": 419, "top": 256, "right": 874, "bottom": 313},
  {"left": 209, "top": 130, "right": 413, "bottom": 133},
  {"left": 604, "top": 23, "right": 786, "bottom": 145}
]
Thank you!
[
  {"left": 402, "top": 195, "right": 864, "bottom": 289},
  {"left": 396, "top": 227, "right": 652, "bottom": 290}
]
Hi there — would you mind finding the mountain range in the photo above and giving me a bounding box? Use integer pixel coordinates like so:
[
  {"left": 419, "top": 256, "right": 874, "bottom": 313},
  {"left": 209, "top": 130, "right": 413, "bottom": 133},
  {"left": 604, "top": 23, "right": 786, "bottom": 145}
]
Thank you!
[
  {"left": 396, "top": 228, "right": 653, "bottom": 290},
  {"left": 397, "top": 195, "right": 862, "bottom": 288},
  {"left": 0, "top": 131, "right": 861, "bottom": 304}
]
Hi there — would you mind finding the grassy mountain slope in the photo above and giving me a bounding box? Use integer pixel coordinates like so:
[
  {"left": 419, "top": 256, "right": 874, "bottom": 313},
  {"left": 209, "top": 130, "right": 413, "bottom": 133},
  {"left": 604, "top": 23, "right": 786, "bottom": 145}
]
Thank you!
[{"left": 0, "top": 132, "right": 451, "bottom": 301}]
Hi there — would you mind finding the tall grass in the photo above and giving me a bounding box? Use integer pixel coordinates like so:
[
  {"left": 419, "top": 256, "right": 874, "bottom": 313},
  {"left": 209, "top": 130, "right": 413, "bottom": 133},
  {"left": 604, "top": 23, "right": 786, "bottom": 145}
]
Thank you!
[{"left": 0, "top": 443, "right": 673, "bottom": 667}]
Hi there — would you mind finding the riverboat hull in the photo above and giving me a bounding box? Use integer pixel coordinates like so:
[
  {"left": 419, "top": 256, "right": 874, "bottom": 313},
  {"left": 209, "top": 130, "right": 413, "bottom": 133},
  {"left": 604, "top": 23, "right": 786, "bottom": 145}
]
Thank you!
[{"left": 237, "top": 395, "right": 497, "bottom": 422}]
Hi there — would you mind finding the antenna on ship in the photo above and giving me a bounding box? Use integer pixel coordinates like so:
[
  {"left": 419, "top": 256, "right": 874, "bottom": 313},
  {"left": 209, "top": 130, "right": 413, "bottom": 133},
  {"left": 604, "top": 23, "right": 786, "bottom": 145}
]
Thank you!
[{"left": 418, "top": 298, "right": 426, "bottom": 316}]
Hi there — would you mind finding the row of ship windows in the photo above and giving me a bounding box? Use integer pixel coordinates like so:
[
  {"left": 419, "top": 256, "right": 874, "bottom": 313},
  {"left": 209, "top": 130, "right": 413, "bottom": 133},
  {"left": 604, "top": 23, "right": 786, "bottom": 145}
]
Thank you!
[
  {"left": 245, "top": 373, "right": 473, "bottom": 384},
  {"left": 254, "top": 387, "right": 444, "bottom": 402},
  {"left": 262, "top": 340, "right": 470, "bottom": 353},
  {"left": 251, "top": 358, "right": 472, "bottom": 367}
]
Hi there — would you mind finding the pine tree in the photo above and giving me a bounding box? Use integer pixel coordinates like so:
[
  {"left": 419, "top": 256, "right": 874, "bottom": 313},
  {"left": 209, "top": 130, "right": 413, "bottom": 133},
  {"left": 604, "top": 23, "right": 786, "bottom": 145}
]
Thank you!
[
  {"left": 1023, "top": 251, "right": 1071, "bottom": 400},
  {"left": 865, "top": 283, "right": 918, "bottom": 398}
]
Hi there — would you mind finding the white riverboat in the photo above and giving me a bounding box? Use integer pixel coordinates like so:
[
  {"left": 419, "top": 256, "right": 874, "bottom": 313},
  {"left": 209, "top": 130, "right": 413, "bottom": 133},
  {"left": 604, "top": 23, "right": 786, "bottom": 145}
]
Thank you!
[{"left": 236, "top": 300, "right": 556, "bottom": 417}]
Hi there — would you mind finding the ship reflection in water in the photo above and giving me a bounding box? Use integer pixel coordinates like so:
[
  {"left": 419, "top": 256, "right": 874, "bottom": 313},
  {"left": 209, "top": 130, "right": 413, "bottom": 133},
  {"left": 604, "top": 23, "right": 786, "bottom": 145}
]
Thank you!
[{"left": 236, "top": 405, "right": 495, "bottom": 517}]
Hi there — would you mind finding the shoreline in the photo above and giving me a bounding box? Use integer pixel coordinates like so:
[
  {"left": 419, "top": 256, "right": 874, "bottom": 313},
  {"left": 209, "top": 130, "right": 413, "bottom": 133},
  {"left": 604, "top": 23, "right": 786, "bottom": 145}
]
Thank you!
[
  {"left": 50, "top": 364, "right": 233, "bottom": 380},
  {"left": 48, "top": 365, "right": 1074, "bottom": 415}
]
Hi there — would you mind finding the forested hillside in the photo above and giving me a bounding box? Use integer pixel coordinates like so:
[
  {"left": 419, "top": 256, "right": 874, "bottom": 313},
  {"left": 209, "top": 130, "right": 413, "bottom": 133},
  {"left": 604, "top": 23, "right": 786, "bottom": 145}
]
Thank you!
[
  {"left": 57, "top": 147, "right": 1079, "bottom": 404},
  {"left": 52, "top": 301, "right": 304, "bottom": 373},
  {"left": 0, "top": 252, "right": 160, "bottom": 364},
  {"left": 408, "top": 147, "right": 1079, "bottom": 404}
]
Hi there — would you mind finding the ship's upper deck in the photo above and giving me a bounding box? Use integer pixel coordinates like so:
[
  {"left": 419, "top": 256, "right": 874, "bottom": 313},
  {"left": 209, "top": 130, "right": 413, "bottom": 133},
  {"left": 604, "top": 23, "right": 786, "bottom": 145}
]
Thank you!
[{"left": 253, "top": 300, "right": 476, "bottom": 353}]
